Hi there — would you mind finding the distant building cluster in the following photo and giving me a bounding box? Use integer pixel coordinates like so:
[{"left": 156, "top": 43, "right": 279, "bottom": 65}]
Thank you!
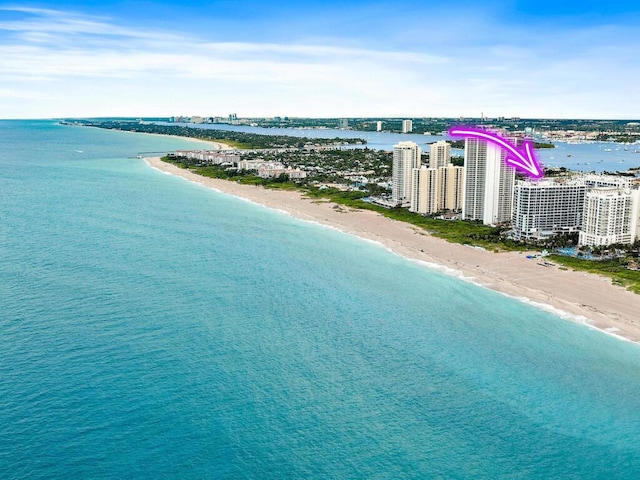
[
  {"left": 171, "top": 114, "right": 421, "bottom": 134},
  {"left": 391, "top": 138, "right": 640, "bottom": 247},
  {"left": 171, "top": 113, "right": 242, "bottom": 125},
  {"left": 175, "top": 151, "right": 306, "bottom": 179}
]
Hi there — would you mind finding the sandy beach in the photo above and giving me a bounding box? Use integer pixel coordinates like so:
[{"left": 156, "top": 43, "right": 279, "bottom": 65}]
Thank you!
[
  {"left": 145, "top": 156, "right": 640, "bottom": 344},
  {"left": 112, "top": 128, "right": 231, "bottom": 150}
]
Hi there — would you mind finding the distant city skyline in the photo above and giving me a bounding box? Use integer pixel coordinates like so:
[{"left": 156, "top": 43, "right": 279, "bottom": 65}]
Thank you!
[{"left": 1, "top": 1, "right": 640, "bottom": 119}]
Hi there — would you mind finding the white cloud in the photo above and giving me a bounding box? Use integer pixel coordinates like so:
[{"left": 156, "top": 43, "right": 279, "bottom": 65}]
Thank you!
[
  {"left": 0, "top": 6, "right": 171, "bottom": 40},
  {"left": 0, "top": 6, "right": 638, "bottom": 118}
]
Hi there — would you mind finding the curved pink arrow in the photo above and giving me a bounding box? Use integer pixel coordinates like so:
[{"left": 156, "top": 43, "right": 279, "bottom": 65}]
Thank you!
[{"left": 448, "top": 127, "right": 543, "bottom": 179}]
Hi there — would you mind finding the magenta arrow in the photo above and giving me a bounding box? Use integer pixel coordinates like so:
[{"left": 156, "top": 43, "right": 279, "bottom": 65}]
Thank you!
[{"left": 448, "top": 126, "right": 543, "bottom": 179}]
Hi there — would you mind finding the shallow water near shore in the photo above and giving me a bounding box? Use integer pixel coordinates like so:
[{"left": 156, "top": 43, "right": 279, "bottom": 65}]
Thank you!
[{"left": 2, "top": 120, "right": 640, "bottom": 478}]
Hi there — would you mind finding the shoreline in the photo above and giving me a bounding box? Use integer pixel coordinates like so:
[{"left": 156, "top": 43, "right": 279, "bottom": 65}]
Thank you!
[
  {"left": 135, "top": 131, "right": 234, "bottom": 150},
  {"left": 70, "top": 123, "right": 234, "bottom": 150},
  {"left": 122, "top": 130, "right": 234, "bottom": 150},
  {"left": 144, "top": 156, "right": 640, "bottom": 345}
]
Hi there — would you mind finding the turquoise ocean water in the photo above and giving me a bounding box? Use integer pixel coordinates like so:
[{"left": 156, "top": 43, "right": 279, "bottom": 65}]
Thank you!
[{"left": 2, "top": 120, "right": 640, "bottom": 478}]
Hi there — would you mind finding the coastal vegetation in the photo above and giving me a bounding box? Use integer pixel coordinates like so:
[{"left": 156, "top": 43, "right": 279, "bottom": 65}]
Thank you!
[
  {"left": 549, "top": 254, "right": 640, "bottom": 294},
  {"left": 240, "top": 147, "right": 392, "bottom": 180},
  {"left": 302, "top": 187, "right": 522, "bottom": 250},
  {"left": 66, "top": 120, "right": 366, "bottom": 149},
  {"left": 162, "top": 155, "right": 298, "bottom": 188},
  {"left": 596, "top": 133, "right": 640, "bottom": 143},
  {"left": 80, "top": 116, "right": 640, "bottom": 144}
]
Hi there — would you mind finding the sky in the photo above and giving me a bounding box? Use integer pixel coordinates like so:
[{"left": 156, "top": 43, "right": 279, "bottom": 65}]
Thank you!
[{"left": 1, "top": 0, "right": 640, "bottom": 119}]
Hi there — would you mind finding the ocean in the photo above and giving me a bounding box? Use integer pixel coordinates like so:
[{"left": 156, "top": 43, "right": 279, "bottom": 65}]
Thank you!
[{"left": 2, "top": 120, "right": 640, "bottom": 478}]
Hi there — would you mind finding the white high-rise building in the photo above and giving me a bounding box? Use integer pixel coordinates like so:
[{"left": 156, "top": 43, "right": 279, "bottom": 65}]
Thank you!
[
  {"left": 512, "top": 179, "right": 587, "bottom": 241},
  {"left": 462, "top": 138, "right": 515, "bottom": 225},
  {"left": 402, "top": 119, "right": 413, "bottom": 133},
  {"left": 429, "top": 141, "right": 451, "bottom": 169},
  {"left": 392, "top": 141, "right": 422, "bottom": 207},
  {"left": 579, "top": 188, "right": 640, "bottom": 247},
  {"left": 410, "top": 167, "right": 438, "bottom": 214},
  {"left": 583, "top": 174, "right": 633, "bottom": 189},
  {"left": 376, "top": 121, "right": 383, "bottom": 132},
  {"left": 438, "top": 164, "right": 465, "bottom": 212}
]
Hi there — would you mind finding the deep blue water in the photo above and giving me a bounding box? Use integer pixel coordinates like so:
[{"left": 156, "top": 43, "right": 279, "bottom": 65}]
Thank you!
[
  {"left": 165, "top": 122, "right": 640, "bottom": 174},
  {"left": 2, "top": 120, "right": 640, "bottom": 478}
]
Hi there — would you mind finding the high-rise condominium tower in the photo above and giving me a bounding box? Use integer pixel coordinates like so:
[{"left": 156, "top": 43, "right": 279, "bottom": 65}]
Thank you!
[
  {"left": 410, "top": 166, "right": 438, "bottom": 214},
  {"left": 462, "top": 137, "right": 515, "bottom": 225},
  {"left": 410, "top": 164, "right": 465, "bottom": 215},
  {"left": 579, "top": 188, "right": 640, "bottom": 246},
  {"left": 429, "top": 141, "right": 451, "bottom": 169},
  {"left": 392, "top": 141, "right": 421, "bottom": 207},
  {"left": 512, "top": 179, "right": 586, "bottom": 241},
  {"left": 438, "top": 164, "right": 465, "bottom": 212}
]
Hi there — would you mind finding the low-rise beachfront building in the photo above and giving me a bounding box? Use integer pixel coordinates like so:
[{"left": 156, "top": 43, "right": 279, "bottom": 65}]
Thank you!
[
  {"left": 286, "top": 169, "right": 307, "bottom": 180},
  {"left": 258, "top": 166, "right": 307, "bottom": 179},
  {"left": 512, "top": 179, "right": 586, "bottom": 241},
  {"left": 578, "top": 187, "right": 640, "bottom": 247},
  {"left": 237, "top": 159, "right": 280, "bottom": 171},
  {"left": 175, "top": 150, "right": 240, "bottom": 165},
  {"left": 237, "top": 160, "right": 306, "bottom": 178}
]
